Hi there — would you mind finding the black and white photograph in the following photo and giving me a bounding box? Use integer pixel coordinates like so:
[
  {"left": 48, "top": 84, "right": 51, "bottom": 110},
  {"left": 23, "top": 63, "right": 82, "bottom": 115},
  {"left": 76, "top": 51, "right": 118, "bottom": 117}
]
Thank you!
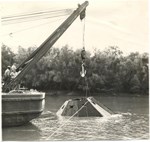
[{"left": 1, "top": 0, "right": 149, "bottom": 141}]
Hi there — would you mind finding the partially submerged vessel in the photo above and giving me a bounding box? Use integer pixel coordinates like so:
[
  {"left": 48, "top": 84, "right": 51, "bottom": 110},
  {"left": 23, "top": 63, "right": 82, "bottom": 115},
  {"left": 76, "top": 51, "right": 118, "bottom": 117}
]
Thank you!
[{"left": 57, "top": 97, "right": 114, "bottom": 117}]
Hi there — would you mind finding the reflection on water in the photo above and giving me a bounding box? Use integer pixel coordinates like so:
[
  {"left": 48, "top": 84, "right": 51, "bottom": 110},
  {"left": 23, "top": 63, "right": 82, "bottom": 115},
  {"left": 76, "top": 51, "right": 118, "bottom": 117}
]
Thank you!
[
  {"left": 2, "top": 122, "right": 41, "bottom": 141},
  {"left": 2, "top": 95, "right": 149, "bottom": 141}
]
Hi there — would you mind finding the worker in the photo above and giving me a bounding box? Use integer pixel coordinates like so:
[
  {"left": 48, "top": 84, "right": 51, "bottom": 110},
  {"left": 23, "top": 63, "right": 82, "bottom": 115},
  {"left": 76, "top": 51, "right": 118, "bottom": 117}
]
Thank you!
[
  {"left": 10, "top": 65, "right": 17, "bottom": 79},
  {"left": 3, "top": 66, "right": 11, "bottom": 83},
  {"left": 11, "top": 63, "right": 17, "bottom": 72}
]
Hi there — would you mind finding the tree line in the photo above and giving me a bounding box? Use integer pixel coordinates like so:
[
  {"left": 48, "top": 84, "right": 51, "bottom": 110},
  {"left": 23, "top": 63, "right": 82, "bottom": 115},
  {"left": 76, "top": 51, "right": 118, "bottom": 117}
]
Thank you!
[{"left": 1, "top": 44, "right": 149, "bottom": 95}]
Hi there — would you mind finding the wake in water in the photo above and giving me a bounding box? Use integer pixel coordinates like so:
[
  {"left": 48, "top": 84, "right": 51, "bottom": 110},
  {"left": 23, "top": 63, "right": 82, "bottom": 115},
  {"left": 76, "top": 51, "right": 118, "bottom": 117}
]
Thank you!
[
  {"left": 31, "top": 111, "right": 149, "bottom": 141},
  {"left": 39, "top": 111, "right": 58, "bottom": 120}
]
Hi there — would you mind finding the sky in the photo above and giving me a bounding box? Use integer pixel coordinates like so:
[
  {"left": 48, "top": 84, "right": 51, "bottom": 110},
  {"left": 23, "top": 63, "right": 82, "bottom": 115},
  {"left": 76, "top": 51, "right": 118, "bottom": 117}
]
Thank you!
[{"left": 0, "top": 0, "right": 149, "bottom": 55}]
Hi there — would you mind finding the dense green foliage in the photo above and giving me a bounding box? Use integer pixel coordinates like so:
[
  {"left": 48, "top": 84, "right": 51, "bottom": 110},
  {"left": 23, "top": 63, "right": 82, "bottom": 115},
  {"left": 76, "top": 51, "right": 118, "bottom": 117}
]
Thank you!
[{"left": 2, "top": 44, "right": 149, "bottom": 95}]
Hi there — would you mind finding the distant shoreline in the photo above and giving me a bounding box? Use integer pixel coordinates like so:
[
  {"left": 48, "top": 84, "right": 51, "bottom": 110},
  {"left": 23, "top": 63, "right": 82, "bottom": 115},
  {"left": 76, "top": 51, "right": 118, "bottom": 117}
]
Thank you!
[{"left": 44, "top": 90, "right": 149, "bottom": 97}]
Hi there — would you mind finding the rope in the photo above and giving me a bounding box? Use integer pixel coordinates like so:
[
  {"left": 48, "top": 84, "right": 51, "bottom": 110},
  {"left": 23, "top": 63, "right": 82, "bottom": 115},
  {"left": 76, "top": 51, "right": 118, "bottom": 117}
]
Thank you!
[
  {"left": 84, "top": 76, "right": 88, "bottom": 97},
  {"left": 1, "top": 17, "right": 66, "bottom": 37},
  {"left": 82, "top": 18, "right": 86, "bottom": 48},
  {"left": 81, "top": 17, "right": 89, "bottom": 99},
  {"left": 46, "top": 101, "right": 88, "bottom": 140},
  {"left": 2, "top": 9, "right": 73, "bottom": 19},
  {"left": 85, "top": 105, "right": 89, "bottom": 117},
  {"left": 2, "top": 13, "right": 69, "bottom": 25}
]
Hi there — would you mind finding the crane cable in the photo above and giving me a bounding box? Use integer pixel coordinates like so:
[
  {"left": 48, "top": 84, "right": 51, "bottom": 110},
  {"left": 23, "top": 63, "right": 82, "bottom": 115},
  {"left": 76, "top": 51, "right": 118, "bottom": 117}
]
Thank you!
[
  {"left": 2, "top": 13, "right": 70, "bottom": 25},
  {"left": 80, "top": 18, "right": 86, "bottom": 78},
  {"left": 2, "top": 9, "right": 72, "bottom": 19},
  {"left": 1, "top": 17, "right": 66, "bottom": 37},
  {"left": 82, "top": 17, "right": 86, "bottom": 48},
  {"left": 82, "top": 17, "right": 89, "bottom": 118},
  {"left": 2, "top": 9, "right": 73, "bottom": 23},
  {"left": 80, "top": 17, "right": 89, "bottom": 98}
]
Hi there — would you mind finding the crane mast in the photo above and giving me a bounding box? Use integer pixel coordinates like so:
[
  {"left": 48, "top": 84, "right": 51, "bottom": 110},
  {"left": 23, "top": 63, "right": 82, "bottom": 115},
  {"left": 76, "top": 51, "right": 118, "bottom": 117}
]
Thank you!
[{"left": 3, "top": 1, "right": 89, "bottom": 92}]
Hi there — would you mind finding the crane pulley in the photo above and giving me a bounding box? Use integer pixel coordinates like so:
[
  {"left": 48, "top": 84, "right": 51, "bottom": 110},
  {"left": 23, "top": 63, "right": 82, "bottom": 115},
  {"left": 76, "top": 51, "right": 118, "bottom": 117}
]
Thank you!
[{"left": 80, "top": 9, "right": 86, "bottom": 20}]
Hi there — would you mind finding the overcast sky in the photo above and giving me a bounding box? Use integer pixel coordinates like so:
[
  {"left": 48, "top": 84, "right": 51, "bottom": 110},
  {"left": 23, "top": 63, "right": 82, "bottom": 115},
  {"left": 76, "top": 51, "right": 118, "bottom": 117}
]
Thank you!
[{"left": 1, "top": 0, "right": 149, "bottom": 55}]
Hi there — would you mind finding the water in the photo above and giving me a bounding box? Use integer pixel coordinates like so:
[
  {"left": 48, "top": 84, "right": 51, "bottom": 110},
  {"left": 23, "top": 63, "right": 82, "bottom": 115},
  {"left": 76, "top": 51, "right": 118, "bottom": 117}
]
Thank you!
[{"left": 2, "top": 94, "right": 149, "bottom": 141}]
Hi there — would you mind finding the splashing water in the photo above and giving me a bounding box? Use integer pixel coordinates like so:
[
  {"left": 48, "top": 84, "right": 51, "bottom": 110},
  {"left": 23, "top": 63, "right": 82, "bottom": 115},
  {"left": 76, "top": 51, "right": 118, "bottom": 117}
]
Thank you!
[{"left": 30, "top": 112, "right": 149, "bottom": 141}]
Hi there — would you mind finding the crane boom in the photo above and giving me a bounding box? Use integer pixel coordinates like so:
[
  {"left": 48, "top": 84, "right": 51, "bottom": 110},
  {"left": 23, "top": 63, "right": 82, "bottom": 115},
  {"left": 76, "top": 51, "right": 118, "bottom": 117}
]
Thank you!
[{"left": 3, "top": 1, "right": 89, "bottom": 92}]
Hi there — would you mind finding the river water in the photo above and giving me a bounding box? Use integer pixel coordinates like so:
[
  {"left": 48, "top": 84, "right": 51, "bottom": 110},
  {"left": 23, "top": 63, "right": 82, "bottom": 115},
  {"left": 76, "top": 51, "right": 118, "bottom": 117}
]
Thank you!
[{"left": 2, "top": 94, "right": 149, "bottom": 141}]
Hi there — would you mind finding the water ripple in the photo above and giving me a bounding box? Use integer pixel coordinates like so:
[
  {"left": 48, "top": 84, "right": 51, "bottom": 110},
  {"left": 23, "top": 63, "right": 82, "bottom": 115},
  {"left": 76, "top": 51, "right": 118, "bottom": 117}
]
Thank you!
[{"left": 31, "top": 112, "right": 149, "bottom": 140}]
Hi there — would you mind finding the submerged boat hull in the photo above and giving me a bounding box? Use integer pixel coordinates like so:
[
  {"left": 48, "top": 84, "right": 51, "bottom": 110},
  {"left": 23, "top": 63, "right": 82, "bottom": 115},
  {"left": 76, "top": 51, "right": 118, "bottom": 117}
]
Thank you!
[
  {"left": 57, "top": 97, "right": 114, "bottom": 117},
  {"left": 2, "top": 93, "right": 45, "bottom": 127}
]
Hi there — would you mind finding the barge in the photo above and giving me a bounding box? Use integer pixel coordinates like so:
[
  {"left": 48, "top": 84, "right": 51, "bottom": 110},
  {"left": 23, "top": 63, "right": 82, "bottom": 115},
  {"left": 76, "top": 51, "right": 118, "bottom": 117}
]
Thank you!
[{"left": 2, "top": 91, "right": 45, "bottom": 127}]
